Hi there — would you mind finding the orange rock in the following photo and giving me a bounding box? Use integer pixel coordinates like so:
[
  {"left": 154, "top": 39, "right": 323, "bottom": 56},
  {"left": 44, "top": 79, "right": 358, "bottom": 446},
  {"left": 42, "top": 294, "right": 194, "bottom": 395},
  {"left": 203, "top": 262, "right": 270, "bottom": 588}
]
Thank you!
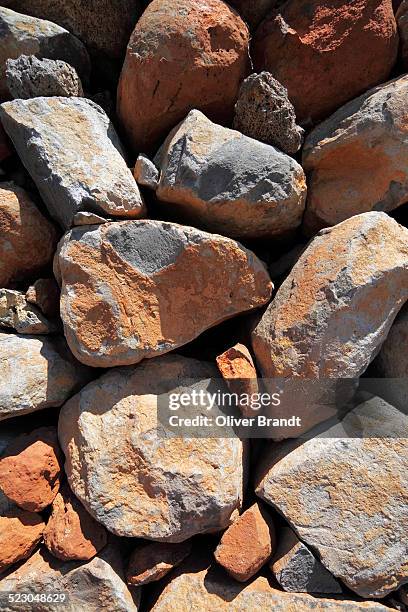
[
  {"left": 117, "top": 0, "right": 250, "bottom": 153},
  {"left": 0, "top": 508, "right": 44, "bottom": 573},
  {"left": 0, "top": 427, "right": 63, "bottom": 512},
  {"left": 214, "top": 502, "right": 275, "bottom": 582},
  {"left": 127, "top": 541, "right": 192, "bottom": 586},
  {"left": 216, "top": 343, "right": 259, "bottom": 417}
]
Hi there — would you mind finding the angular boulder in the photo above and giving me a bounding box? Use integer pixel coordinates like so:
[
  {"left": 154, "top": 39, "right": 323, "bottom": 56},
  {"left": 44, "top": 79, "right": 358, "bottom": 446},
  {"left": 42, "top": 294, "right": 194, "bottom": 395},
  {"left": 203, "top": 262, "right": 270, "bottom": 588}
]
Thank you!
[
  {"left": 0, "top": 289, "right": 56, "bottom": 334},
  {"left": 133, "top": 154, "right": 159, "bottom": 190},
  {"left": 0, "top": 97, "right": 145, "bottom": 230},
  {"left": 127, "top": 541, "right": 192, "bottom": 586},
  {"left": 0, "top": 509, "right": 44, "bottom": 573},
  {"left": 57, "top": 219, "right": 272, "bottom": 367},
  {"left": 6, "top": 55, "right": 83, "bottom": 99},
  {"left": 216, "top": 343, "right": 259, "bottom": 417},
  {"left": 155, "top": 110, "right": 306, "bottom": 240}
]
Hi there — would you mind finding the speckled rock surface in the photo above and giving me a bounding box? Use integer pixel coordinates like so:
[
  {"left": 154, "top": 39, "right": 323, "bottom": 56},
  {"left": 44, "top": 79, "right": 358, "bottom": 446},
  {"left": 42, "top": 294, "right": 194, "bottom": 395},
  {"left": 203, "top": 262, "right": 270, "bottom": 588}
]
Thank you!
[
  {"left": 6, "top": 55, "right": 83, "bottom": 99},
  {"left": 127, "top": 541, "right": 192, "bottom": 586},
  {"left": 0, "top": 509, "right": 44, "bottom": 573}
]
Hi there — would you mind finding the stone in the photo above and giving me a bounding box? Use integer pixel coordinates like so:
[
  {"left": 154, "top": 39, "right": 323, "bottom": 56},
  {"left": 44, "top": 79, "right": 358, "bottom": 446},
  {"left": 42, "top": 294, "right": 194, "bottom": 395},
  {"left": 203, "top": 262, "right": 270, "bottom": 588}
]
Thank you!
[
  {"left": 117, "top": 0, "right": 250, "bottom": 153},
  {"left": 58, "top": 354, "right": 245, "bottom": 541},
  {"left": 252, "top": 0, "right": 398, "bottom": 124},
  {"left": 155, "top": 110, "right": 306, "bottom": 240},
  {"left": 397, "top": 1, "right": 408, "bottom": 69},
  {"left": 216, "top": 343, "right": 259, "bottom": 417},
  {"left": 0, "top": 123, "right": 12, "bottom": 162},
  {"left": 233, "top": 72, "right": 304, "bottom": 155},
  {"left": 228, "top": 0, "right": 277, "bottom": 29},
  {"left": 0, "top": 289, "right": 56, "bottom": 334},
  {"left": 25, "top": 278, "right": 59, "bottom": 319},
  {"left": 214, "top": 502, "right": 275, "bottom": 582},
  {"left": 303, "top": 75, "right": 408, "bottom": 234},
  {"left": 271, "top": 527, "right": 343, "bottom": 594},
  {"left": 375, "top": 303, "right": 408, "bottom": 378},
  {"left": 133, "top": 154, "right": 159, "bottom": 190},
  {"left": 43, "top": 483, "right": 107, "bottom": 562},
  {"left": 0, "top": 183, "right": 57, "bottom": 288},
  {"left": 0, "top": 98, "right": 145, "bottom": 230},
  {"left": 0, "top": 333, "right": 92, "bottom": 421},
  {"left": 0, "top": 508, "right": 44, "bottom": 573},
  {"left": 252, "top": 213, "right": 408, "bottom": 378},
  {"left": 0, "top": 546, "right": 140, "bottom": 612},
  {"left": 73, "top": 212, "right": 110, "bottom": 226},
  {"left": 57, "top": 219, "right": 272, "bottom": 367},
  {"left": 127, "top": 541, "right": 192, "bottom": 586},
  {"left": 0, "top": 6, "right": 90, "bottom": 99},
  {"left": 6, "top": 55, "right": 83, "bottom": 99},
  {"left": 256, "top": 396, "right": 408, "bottom": 598}
]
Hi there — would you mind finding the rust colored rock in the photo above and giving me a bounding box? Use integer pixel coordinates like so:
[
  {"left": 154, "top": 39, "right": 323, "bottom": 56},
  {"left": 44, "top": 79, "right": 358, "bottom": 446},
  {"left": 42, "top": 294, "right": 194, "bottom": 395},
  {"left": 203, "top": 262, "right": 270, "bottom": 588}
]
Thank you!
[
  {"left": 127, "top": 541, "right": 192, "bottom": 586},
  {"left": 0, "top": 509, "right": 44, "bottom": 573},
  {"left": 25, "top": 278, "right": 60, "bottom": 319},
  {"left": 117, "top": 0, "right": 250, "bottom": 153},
  {"left": 216, "top": 343, "right": 259, "bottom": 417},
  {"left": 214, "top": 502, "right": 275, "bottom": 582},
  {"left": 0, "top": 183, "right": 57, "bottom": 288},
  {"left": 44, "top": 483, "right": 107, "bottom": 561},
  {"left": 252, "top": 0, "right": 398, "bottom": 124},
  {"left": 0, "top": 427, "right": 63, "bottom": 512}
]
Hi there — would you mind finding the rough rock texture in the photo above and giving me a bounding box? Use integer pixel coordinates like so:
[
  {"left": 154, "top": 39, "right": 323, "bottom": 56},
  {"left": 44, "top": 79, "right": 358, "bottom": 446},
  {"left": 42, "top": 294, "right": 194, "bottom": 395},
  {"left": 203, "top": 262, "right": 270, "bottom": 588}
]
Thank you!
[
  {"left": 397, "top": 1, "right": 408, "bottom": 69},
  {"left": 0, "top": 6, "right": 90, "bottom": 99},
  {"left": 127, "top": 541, "right": 192, "bottom": 586},
  {"left": 252, "top": 0, "right": 398, "bottom": 124},
  {"left": 256, "top": 396, "right": 408, "bottom": 598},
  {"left": 0, "top": 97, "right": 145, "bottom": 230},
  {"left": 57, "top": 219, "right": 272, "bottom": 367},
  {"left": 303, "top": 76, "right": 408, "bottom": 234},
  {"left": 43, "top": 483, "right": 107, "bottom": 561},
  {"left": 216, "top": 344, "right": 259, "bottom": 417},
  {"left": 233, "top": 72, "right": 304, "bottom": 155},
  {"left": 0, "top": 333, "right": 92, "bottom": 421},
  {"left": 73, "top": 211, "right": 110, "bottom": 226},
  {"left": 252, "top": 213, "right": 408, "bottom": 378},
  {"left": 117, "top": 0, "right": 250, "bottom": 153},
  {"left": 155, "top": 110, "right": 306, "bottom": 240},
  {"left": 6, "top": 55, "right": 83, "bottom": 99},
  {"left": 0, "top": 427, "right": 63, "bottom": 512},
  {"left": 229, "top": 0, "right": 277, "bottom": 29},
  {"left": 0, "top": 509, "right": 44, "bottom": 573},
  {"left": 0, "top": 183, "right": 57, "bottom": 288},
  {"left": 214, "top": 502, "right": 275, "bottom": 582},
  {"left": 271, "top": 527, "right": 343, "bottom": 594},
  {"left": 25, "top": 278, "right": 59, "bottom": 319},
  {"left": 0, "top": 289, "right": 56, "bottom": 334},
  {"left": 58, "top": 355, "right": 245, "bottom": 541},
  {"left": 133, "top": 154, "right": 159, "bottom": 190},
  {"left": 0, "top": 546, "right": 140, "bottom": 612}
]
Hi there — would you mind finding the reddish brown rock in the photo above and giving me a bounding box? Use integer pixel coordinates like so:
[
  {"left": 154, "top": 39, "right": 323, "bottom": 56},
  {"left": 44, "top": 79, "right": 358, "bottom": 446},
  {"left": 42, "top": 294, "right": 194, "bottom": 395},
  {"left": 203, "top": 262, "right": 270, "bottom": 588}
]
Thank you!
[
  {"left": 25, "top": 278, "right": 60, "bottom": 318},
  {"left": 0, "top": 427, "right": 63, "bottom": 512},
  {"left": 0, "top": 508, "right": 44, "bottom": 573},
  {"left": 43, "top": 483, "right": 107, "bottom": 561},
  {"left": 117, "top": 0, "right": 250, "bottom": 153},
  {"left": 214, "top": 502, "right": 275, "bottom": 582},
  {"left": 216, "top": 343, "right": 259, "bottom": 417},
  {"left": 127, "top": 541, "right": 192, "bottom": 586},
  {"left": 252, "top": 0, "right": 398, "bottom": 124}
]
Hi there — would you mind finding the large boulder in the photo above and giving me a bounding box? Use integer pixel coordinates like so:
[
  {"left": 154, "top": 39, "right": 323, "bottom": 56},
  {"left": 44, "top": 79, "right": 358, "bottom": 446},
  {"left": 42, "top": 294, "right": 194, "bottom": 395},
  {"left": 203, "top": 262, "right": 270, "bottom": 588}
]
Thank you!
[
  {"left": 57, "top": 219, "right": 272, "bottom": 367},
  {"left": 252, "top": 0, "right": 398, "bottom": 124},
  {"left": 303, "top": 75, "right": 408, "bottom": 234},
  {"left": 117, "top": 0, "right": 250, "bottom": 153},
  {"left": 154, "top": 110, "right": 306, "bottom": 240},
  {"left": 0, "top": 97, "right": 145, "bottom": 230},
  {"left": 6, "top": 55, "right": 83, "bottom": 99}
]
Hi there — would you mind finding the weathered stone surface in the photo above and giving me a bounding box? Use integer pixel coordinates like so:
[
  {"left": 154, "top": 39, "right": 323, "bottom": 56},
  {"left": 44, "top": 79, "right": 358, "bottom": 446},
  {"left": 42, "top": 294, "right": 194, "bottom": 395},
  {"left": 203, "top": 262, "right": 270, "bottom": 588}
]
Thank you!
[
  {"left": 0, "top": 7, "right": 90, "bottom": 99},
  {"left": 0, "top": 97, "right": 145, "bottom": 230},
  {"left": 252, "top": 213, "right": 408, "bottom": 378},
  {"left": 117, "top": 0, "right": 250, "bottom": 153},
  {"left": 233, "top": 72, "right": 304, "bottom": 155},
  {"left": 127, "top": 541, "right": 192, "bottom": 586},
  {"left": 44, "top": 483, "right": 107, "bottom": 561},
  {"left": 73, "top": 212, "right": 110, "bottom": 226},
  {"left": 58, "top": 355, "right": 245, "bottom": 541},
  {"left": 25, "top": 278, "right": 59, "bottom": 319},
  {"left": 229, "top": 0, "right": 277, "bottom": 29},
  {"left": 0, "top": 509, "right": 44, "bottom": 573},
  {"left": 0, "top": 289, "right": 56, "bottom": 334},
  {"left": 0, "top": 333, "right": 92, "bottom": 421},
  {"left": 303, "top": 76, "right": 408, "bottom": 233},
  {"left": 216, "top": 343, "right": 259, "bottom": 417},
  {"left": 271, "top": 526, "right": 343, "bottom": 594},
  {"left": 256, "top": 396, "right": 408, "bottom": 598},
  {"left": 252, "top": 0, "right": 398, "bottom": 124},
  {"left": 133, "top": 154, "right": 159, "bottom": 190},
  {"left": 397, "top": 1, "right": 408, "bottom": 69},
  {"left": 0, "top": 546, "right": 140, "bottom": 612},
  {"left": 214, "top": 502, "right": 275, "bottom": 582},
  {"left": 0, "top": 183, "right": 57, "bottom": 288},
  {"left": 57, "top": 219, "right": 272, "bottom": 367},
  {"left": 6, "top": 55, "right": 83, "bottom": 99},
  {"left": 155, "top": 110, "right": 306, "bottom": 240}
]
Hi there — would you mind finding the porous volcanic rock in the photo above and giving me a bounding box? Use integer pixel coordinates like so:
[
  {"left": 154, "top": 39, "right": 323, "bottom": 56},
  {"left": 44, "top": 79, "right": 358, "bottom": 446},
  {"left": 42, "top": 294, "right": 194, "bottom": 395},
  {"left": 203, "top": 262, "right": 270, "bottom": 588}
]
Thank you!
[
  {"left": 0, "top": 97, "right": 145, "bottom": 230},
  {"left": 155, "top": 110, "right": 306, "bottom": 240},
  {"left": 216, "top": 343, "right": 259, "bottom": 417},
  {"left": 252, "top": 0, "right": 398, "bottom": 124},
  {"left": 0, "top": 289, "right": 56, "bottom": 334},
  {"left": 0, "top": 509, "right": 44, "bottom": 573},
  {"left": 397, "top": 1, "right": 408, "bottom": 69},
  {"left": 117, "top": 0, "right": 250, "bottom": 153},
  {"left": 229, "top": 0, "right": 277, "bottom": 29},
  {"left": 57, "top": 219, "right": 272, "bottom": 367},
  {"left": 6, "top": 55, "right": 83, "bottom": 99},
  {"left": 127, "top": 541, "right": 192, "bottom": 586},
  {"left": 58, "top": 355, "right": 245, "bottom": 541},
  {"left": 303, "top": 75, "right": 408, "bottom": 234},
  {"left": 0, "top": 183, "right": 57, "bottom": 288}
]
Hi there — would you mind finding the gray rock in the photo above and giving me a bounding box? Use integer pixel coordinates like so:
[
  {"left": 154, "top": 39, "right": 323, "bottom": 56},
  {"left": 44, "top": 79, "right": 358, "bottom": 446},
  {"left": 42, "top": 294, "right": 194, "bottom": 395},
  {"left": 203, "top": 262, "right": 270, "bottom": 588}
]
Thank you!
[
  {"left": 6, "top": 55, "right": 83, "bottom": 99},
  {"left": 0, "top": 288, "right": 57, "bottom": 334},
  {"left": 73, "top": 211, "right": 110, "bottom": 226},
  {"left": 233, "top": 72, "right": 304, "bottom": 155},
  {"left": 133, "top": 154, "right": 159, "bottom": 190},
  {"left": 155, "top": 109, "right": 306, "bottom": 240},
  {"left": 0, "top": 97, "right": 145, "bottom": 229}
]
